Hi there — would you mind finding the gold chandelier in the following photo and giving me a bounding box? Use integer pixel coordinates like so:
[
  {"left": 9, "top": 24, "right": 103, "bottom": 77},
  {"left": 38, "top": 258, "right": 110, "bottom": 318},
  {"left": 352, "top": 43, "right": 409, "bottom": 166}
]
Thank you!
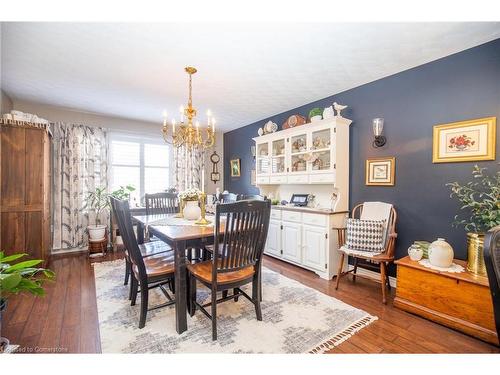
[{"left": 162, "top": 66, "right": 215, "bottom": 149}]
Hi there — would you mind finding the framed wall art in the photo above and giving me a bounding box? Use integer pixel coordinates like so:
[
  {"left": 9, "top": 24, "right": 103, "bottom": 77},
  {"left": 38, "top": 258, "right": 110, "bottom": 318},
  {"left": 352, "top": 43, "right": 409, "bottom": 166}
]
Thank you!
[
  {"left": 230, "top": 158, "right": 241, "bottom": 177},
  {"left": 366, "top": 157, "right": 395, "bottom": 186},
  {"left": 432, "top": 117, "right": 496, "bottom": 163}
]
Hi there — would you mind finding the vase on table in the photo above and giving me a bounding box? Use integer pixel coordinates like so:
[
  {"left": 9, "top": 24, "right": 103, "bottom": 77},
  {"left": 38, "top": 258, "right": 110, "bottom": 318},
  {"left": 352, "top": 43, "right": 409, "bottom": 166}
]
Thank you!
[
  {"left": 428, "top": 238, "right": 454, "bottom": 268},
  {"left": 183, "top": 200, "right": 201, "bottom": 220},
  {"left": 466, "top": 232, "right": 486, "bottom": 275}
]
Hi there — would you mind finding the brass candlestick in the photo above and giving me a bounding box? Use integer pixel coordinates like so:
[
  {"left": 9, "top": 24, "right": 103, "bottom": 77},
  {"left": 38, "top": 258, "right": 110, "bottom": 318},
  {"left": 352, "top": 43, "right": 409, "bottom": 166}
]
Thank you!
[
  {"left": 175, "top": 198, "right": 185, "bottom": 218},
  {"left": 195, "top": 192, "right": 211, "bottom": 225}
]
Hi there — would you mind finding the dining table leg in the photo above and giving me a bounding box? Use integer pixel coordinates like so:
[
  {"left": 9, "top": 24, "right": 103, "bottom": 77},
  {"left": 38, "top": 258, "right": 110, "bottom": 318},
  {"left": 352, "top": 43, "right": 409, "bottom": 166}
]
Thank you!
[{"left": 174, "top": 239, "right": 188, "bottom": 334}]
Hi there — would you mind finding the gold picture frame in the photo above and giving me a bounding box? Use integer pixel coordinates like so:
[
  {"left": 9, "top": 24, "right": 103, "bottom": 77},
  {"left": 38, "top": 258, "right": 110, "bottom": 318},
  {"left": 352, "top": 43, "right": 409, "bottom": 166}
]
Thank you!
[
  {"left": 366, "top": 157, "right": 395, "bottom": 186},
  {"left": 432, "top": 117, "right": 496, "bottom": 163},
  {"left": 230, "top": 158, "right": 241, "bottom": 177}
]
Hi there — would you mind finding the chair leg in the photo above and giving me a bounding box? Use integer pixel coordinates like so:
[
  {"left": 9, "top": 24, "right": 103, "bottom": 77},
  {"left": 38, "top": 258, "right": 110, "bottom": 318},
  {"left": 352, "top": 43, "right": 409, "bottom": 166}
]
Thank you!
[
  {"left": 222, "top": 290, "right": 228, "bottom": 299},
  {"left": 168, "top": 278, "right": 175, "bottom": 294},
  {"left": 124, "top": 259, "right": 131, "bottom": 286},
  {"left": 130, "top": 275, "right": 138, "bottom": 305},
  {"left": 233, "top": 288, "right": 239, "bottom": 302},
  {"left": 335, "top": 252, "right": 345, "bottom": 290},
  {"left": 189, "top": 275, "right": 196, "bottom": 317},
  {"left": 139, "top": 281, "right": 149, "bottom": 328},
  {"left": 252, "top": 275, "right": 262, "bottom": 321},
  {"left": 211, "top": 288, "right": 217, "bottom": 341},
  {"left": 380, "top": 262, "right": 387, "bottom": 304},
  {"left": 352, "top": 258, "right": 358, "bottom": 282}
]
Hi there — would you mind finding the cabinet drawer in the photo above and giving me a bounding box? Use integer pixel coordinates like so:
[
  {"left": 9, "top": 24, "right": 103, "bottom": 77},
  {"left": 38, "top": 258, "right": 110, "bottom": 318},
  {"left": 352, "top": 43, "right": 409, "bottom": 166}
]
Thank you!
[
  {"left": 287, "top": 174, "right": 308, "bottom": 184},
  {"left": 256, "top": 176, "right": 269, "bottom": 184},
  {"left": 270, "top": 209, "right": 282, "bottom": 220},
  {"left": 282, "top": 210, "right": 302, "bottom": 223},
  {"left": 302, "top": 212, "right": 327, "bottom": 227},
  {"left": 309, "top": 173, "right": 335, "bottom": 184},
  {"left": 270, "top": 175, "right": 287, "bottom": 184}
]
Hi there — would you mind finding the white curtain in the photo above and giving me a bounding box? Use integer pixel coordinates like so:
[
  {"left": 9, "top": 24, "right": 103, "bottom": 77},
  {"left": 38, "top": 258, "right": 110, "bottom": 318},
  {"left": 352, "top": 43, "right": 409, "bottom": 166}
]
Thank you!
[
  {"left": 52, "top": 123, "right": 108, "bottom": 250},
  {"left": 174, "top": 144, "right": 204, "bottom": 192}
]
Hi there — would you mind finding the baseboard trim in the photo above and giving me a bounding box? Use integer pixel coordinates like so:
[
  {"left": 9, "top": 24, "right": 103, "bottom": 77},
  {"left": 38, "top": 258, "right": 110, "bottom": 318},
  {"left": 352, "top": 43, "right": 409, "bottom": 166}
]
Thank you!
[
  {"left": 51, "top": 247, "right": 87, "bottom": 256},
  {"left": 347, "top": 264, "right": 397, "bottom": 288}
]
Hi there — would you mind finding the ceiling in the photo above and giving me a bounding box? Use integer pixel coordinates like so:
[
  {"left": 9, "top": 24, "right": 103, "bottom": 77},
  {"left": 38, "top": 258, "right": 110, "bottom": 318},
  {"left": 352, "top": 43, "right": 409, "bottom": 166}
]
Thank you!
[{"left": 2, "top": 22, "right": 500, "bottom": 131}]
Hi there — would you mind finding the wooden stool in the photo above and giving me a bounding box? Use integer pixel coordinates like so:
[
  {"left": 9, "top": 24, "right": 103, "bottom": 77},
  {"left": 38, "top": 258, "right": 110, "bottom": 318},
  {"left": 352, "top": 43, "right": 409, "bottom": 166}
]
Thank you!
[{"left": 88, "top": 237, "right": 108, "bottom": 257}]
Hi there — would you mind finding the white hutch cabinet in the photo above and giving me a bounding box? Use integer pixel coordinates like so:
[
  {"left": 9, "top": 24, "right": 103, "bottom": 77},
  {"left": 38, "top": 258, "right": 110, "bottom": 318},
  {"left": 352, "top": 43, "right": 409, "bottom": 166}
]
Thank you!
[{"left": 253, "top": 116, "right": 351, "bottom": 279}]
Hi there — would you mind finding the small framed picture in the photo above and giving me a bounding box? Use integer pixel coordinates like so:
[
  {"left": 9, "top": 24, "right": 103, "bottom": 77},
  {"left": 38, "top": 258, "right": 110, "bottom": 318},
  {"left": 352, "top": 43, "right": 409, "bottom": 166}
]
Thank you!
[
  {"left": 230, "top": 158, "right": 241, "bottom": 177},
  {"left": 433, "top": 117, "right": 496, "bottom": 163},
  {"left": 366, "top": 157, "right": 395, "bottom": 186}
]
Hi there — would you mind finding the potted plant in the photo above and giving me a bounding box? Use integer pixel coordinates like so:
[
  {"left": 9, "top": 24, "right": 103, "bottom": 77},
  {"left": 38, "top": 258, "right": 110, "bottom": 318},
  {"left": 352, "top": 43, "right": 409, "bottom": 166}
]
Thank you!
[
  {"left": 447, "top": 165, "right": 500, "bottom": 275},
  {"left": 0, "top": 252, "right": 55, "bottom": 351},
  {"left": 110, "top": 184, "right": 136, "bottom": 200},
  {"left": 179, "top": 188, "right": 202, "bottom": 220},
  {"left": 86, "top": 186, "right": 110, "bottom": 241},
  {"left": 308, "top": 107, "right": 323, "bottom": 122}
]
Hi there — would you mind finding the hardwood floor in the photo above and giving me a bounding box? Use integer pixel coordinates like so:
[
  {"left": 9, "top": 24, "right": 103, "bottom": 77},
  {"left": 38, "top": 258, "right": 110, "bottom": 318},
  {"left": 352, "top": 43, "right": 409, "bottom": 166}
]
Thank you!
[{"left": 2, "top": 251, "right": 499, "bottom": 353}]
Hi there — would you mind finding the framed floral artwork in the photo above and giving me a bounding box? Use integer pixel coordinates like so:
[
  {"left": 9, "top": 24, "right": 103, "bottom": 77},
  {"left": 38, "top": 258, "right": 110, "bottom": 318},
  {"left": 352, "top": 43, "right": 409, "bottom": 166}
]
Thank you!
[
  {"left": 230, "top": 158, "right": 241, "bottom": 177},
  {"left": 432, "top": 117, "right": 496, "bottom": 163},
  {"left": 366, "top": 157, "right": 395, "bottom": 186}
]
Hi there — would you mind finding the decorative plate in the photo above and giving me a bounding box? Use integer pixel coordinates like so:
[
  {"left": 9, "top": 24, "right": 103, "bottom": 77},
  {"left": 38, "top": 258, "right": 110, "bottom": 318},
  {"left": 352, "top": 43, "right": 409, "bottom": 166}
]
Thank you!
[{"left": 282, "top": 114, "right": 306, "bottom": 129}]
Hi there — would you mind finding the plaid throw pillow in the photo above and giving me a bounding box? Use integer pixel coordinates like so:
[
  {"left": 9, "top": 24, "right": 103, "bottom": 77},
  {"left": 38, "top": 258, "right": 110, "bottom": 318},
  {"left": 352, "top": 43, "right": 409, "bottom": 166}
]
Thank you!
[{"left": 345, "top": 218, "right": 385, "bottom": 252}]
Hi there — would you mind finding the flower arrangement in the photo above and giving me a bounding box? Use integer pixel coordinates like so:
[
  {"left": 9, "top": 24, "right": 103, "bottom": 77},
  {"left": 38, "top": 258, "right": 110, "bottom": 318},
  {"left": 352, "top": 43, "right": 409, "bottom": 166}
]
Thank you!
[
  {"left": 447, "top": 165, "right": 500, "bottom": 233},
  {"left": 179, "top": 188, "right": 201, "bottom": 201},
  {"left": 448, "top": 134, "right": 476, "bottom": 151}
]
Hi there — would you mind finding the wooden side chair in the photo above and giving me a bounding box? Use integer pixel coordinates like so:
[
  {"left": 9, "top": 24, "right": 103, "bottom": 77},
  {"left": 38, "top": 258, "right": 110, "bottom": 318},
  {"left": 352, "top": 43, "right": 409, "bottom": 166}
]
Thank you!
[
  {"left": 187, "top": 199, "right": 271, "bottom": 340},
  {"left": 145, "top": 192, "right": 179, "bottom": 215},
  {"left": 110, "top": 197, "right": 172, "bottom": 289},
  {"left": 111, "top": 197, "right": 176, "bottom": 328},
  {"left": 239, "top": 194, "right": 267, "bottom": 201},
  {"left": 334, "top": 202, "right": 397, "bottom": 304},
  {"left": 484, "top": 225, "right": 500, "bottom": 342}
]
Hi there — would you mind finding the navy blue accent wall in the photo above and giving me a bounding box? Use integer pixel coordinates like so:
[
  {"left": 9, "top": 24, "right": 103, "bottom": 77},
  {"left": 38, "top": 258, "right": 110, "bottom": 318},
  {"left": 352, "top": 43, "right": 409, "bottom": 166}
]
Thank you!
[{"left": 224, "top": 39, "right": 500, "bottom": 269}]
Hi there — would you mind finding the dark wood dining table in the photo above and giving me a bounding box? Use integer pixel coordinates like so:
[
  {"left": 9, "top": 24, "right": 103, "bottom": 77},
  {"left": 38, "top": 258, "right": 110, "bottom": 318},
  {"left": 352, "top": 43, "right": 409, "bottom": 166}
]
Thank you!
[{"left": 133, "top": 213, "right": 223, "bottom": 334}]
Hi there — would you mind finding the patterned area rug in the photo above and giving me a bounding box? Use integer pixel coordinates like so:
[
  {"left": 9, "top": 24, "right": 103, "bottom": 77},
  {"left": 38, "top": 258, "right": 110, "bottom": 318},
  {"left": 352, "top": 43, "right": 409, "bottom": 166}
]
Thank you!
[{"left": 94, "top": 259, "right": 377, "bottom": 353}]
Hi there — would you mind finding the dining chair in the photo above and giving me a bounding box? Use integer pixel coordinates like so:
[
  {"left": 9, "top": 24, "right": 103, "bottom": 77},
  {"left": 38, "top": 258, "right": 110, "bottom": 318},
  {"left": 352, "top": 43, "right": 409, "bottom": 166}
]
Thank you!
[
  {"left": 110, "top": 197, "right": 172, "bottom": 288},
  {"left": 334, "top": 202, "right": 397, "bottom": 304},
  {"left": 187, "top": 199, "right": 271, "bottom": 340},
  {"left": 111, "top": 197, "right": 176, "bottom": 328},
  {"left": 484, "top": 225, "right": 500, "bottom": 342},
  {"left": 145, "top": 192, "right": 179, "bottom": 215},
  {"left": 239, "top": 194, "right": 267, "bottom": 201},
  {"left": 220, "top": 192, "right": 238, "bottom": 203}
]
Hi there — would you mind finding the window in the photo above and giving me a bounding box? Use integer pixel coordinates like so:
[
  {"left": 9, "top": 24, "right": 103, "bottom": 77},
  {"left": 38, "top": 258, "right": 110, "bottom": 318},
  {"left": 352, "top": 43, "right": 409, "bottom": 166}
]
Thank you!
[{"left": 109, "top": 133, "right": 172, "bottom": 205}]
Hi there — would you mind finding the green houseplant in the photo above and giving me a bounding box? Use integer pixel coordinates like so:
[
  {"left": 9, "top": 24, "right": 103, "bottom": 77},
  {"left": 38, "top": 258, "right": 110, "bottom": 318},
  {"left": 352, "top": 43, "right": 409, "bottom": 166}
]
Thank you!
[
  {"left": 86, "top": 186, "right": 110, "bottom": 241},
  {"left": 447, "top": 165, "right": 500, "bottom": 274},
  {"left": 110, "top": 184, "right": 136, "bottom": 200},
  {"left": 0, "top": 252, "right": 55, "bottom": 350},
  {"left": 308, "top": 107, "right": 323, "bottom": 122}
]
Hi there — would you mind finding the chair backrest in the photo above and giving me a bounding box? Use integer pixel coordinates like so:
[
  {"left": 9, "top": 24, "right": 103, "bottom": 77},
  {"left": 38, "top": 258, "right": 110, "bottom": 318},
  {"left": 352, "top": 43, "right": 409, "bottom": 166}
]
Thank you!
[
  {"left": 351, "top": 202, "right": 397, "bottom": 256},
  {"left": 220, "top": 192, "right": 238, "bottom": 203},
  {"left": 110, "top": 196, "right": 147, "bottom": 278},
  {"left": 484, "top": 225, "right": 500, "bottom": 339},
  {"left": 145, "top": 192, "right": 179, "bottom": 215},
  {"left": 239, "top": 194, "right": 267, "bottom": 201},
  {"left": 213, "top": 200, "right": 271, "bottom": 278}
]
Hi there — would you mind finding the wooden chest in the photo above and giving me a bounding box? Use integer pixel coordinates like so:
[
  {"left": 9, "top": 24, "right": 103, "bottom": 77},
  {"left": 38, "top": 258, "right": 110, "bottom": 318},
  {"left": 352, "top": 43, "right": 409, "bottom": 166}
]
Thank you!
[{"left": 394, "top": 256, "right": 498, "bottom": 345}]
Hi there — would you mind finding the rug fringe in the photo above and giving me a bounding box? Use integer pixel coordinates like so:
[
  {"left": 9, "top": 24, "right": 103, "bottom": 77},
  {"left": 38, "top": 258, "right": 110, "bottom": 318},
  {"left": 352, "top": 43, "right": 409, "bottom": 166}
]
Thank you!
[{"left": 307, "top": 315, "right": 378, "bottom": 354}]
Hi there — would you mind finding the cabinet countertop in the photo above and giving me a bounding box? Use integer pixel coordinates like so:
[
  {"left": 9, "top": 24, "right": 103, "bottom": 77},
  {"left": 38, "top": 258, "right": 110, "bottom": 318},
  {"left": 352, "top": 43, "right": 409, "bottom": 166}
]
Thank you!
[{"left": 271, "top": 205, "right": 348, "bottom": 216}]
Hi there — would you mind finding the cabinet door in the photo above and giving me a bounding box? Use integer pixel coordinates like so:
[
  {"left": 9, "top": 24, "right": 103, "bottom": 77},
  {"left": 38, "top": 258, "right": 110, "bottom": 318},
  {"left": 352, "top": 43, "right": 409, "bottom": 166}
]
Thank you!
[
  {"left": 302, "top": 225, "right": 326, "bottom": 271},
  {"left": 265, "top": 219, "right": 281, "bottom": 257},
  {"left": 282, "top": 222, "right": 302, "bottom": 263}
]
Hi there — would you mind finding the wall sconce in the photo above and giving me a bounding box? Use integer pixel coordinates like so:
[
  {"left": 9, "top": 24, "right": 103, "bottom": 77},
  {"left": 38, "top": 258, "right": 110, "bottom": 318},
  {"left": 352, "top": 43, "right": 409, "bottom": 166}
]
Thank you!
[{"left": 372, "top": 118, "right": 386, "bottom": 148}]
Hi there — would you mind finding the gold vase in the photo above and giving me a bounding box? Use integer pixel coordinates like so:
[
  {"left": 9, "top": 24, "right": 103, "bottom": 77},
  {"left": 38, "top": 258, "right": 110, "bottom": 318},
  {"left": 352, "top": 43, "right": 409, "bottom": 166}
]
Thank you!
[{"left": 466, "top": 232, "right": 486, "bottom": 275}]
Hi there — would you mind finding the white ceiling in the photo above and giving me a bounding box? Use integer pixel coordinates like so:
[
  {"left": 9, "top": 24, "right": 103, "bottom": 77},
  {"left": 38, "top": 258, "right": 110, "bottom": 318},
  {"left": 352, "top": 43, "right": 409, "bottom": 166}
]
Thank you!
[{"left": 2, "top": 22, "right": 500, "bottom": 131}]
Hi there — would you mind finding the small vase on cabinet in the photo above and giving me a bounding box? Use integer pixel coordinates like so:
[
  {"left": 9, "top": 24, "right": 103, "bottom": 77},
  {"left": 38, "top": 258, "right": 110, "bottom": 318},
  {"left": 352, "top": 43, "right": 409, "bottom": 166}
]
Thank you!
[
  {"left": 183, "top": 200, "right": 201, "bottom": 220},
  {"left": 466, "top": 232, "right": 486, "bottom": 275},
  {"left": 428, "top": 238, "right": 454, "bottom": 268}
]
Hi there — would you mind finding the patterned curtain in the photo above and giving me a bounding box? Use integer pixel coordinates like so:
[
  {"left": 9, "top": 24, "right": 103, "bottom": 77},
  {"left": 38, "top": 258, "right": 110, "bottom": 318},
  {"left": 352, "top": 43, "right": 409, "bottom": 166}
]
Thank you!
[
  {"left": 52, "top": 123, "right": 108, "bottom": 250},
  {"left": 174, "top": 144, "right": 204, "bottom": 192}
]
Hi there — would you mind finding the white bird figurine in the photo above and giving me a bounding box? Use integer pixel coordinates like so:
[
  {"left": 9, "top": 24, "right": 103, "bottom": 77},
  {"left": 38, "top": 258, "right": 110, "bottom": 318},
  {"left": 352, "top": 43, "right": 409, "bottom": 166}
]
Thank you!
[{"left": 333, "top": 102, "right": 348, "bottom": 118}]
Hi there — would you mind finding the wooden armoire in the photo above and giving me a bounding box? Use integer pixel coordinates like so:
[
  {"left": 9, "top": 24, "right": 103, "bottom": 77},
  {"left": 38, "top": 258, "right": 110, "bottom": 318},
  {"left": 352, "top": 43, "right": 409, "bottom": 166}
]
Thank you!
[{"left": 0, "top": 119, "right": 52, "bottom": 264}]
